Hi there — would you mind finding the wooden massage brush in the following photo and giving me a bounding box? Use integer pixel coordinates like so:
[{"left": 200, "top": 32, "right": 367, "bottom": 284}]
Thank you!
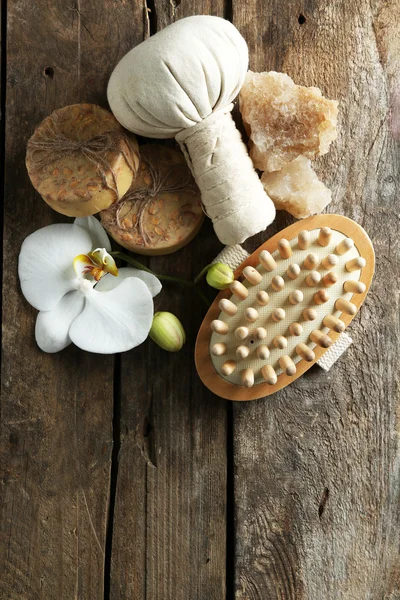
[{"left": 195, "top": 215, "right": 374, "bottom": 401}]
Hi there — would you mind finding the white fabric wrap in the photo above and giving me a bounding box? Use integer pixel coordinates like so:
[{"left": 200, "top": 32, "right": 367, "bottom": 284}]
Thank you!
[
  {"left": 107, "top": 15, "right": 275, "bottom": 245},
  {"left": 214, "top": 245, "right": 352, "bottom": 371}
]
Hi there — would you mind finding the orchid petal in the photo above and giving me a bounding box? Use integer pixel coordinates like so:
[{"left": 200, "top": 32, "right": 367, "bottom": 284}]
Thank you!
[
  {"left": 35, "top": 290, "right": 85, "bottom": 353},
  {"left": 74, "top": 216, "right": 111, "bottom": 251},
  {"left": 18, "top": 224, "right": 92, "bottom": 311},
  {"left": 95, "top": 267, "right": 162, "bottom": 297},
  {"left": 69, "top": 278, "right": 153, "bottom": 354}
]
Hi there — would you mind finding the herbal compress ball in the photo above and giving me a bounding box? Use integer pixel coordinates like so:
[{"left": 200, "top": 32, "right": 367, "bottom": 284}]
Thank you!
[
  {"left": 107, "top": 15, "right": 276, "bottom": 245},
  {"left": 26, "top": 104, "right": 140, "bottom": 217}
]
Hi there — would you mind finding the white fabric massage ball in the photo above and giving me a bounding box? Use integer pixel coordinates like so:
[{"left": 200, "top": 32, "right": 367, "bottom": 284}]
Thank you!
[{"left": 108, "top": 16, "right": 276, "bottom": 245}]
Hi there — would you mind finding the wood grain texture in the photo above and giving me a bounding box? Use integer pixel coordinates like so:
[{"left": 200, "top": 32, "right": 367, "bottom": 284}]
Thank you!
[
  {"left": 109, "top": 2, "right": 229, "bottom": 599},
  {"left": 0, "top": 0, "right": 136, "bottom": 597},
  {"left": 233, "top": 0, "right": 400, "bottom": 598}
]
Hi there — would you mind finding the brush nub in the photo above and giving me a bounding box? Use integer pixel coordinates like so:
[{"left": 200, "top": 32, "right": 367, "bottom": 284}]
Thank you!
[
  {"left": 211, "top": 342, "right": 227, "bottom": 356},
  {"left": 298, "top": 230, "right": 310, "bottom": 250},
  {"left": 241, "top": 368, "right": 254, "bottom": 388},
  {"left": 336, "top": 237, "right": 354, "bottom": 255},
  {"left": 310, "top": 330, "right": 332, "bottom": 348},
  {"left": 296, "top": 342, "right": 315, "bottom": 362},
  {"left": 303, "top": 307, "right": 317, "bottom": 321},
  {"left": 289, "top": 322, "right": 303, "bottom": 336},
  {"left": 335, "top": 298, "right": 357, "bottom": 315},
  {"left": 314, "top": 289, "right": 329, "bottom": 305},
  {"left": 279, "top": 355, "right": 296, "bottom": 376},
  {"left": 278, "top": 238, "right": 292, "bottom": 259},
  {"left": 343, "top": 280, "right": 366, "bottom": 294},
  {"left": 236, "top": 345, "right": 250, "bottom": 359},
  {"left": 230, "top": 280, "right": 248, "bottom": 300},
  {"left": 244, "top": 307, "right": 259, "bottom": 323},
  {"left": 255, "top": 327, "right": 267, "bottom": 340},
  {"left": 272, "top": 308, "right": 286, "bottom": 322},
  {"left": 243, "top": 266, "right": 262, "bottom": 285},
  {"left": 318, "top": 227, "right": 332, "bottom": 247},
  {"left": 221, "top": 360, "right": 236, "bottom": 376},
  {"left": 273, "top": 335, "right": 287, "bottom": 349},
  {"left": 256, "top": 290, "right": 270, "bottom": 306},
  {"left": 345, "top": 257, "right": 366, "bottom": 272},
  {"left": 211, "top": 320, "right": 229, "bottom": 334},
  {"left": 289, "top": 290, "right": 303, "bottom": 305},
  {"left": 234, "top": 326, "right": 249, "bottom": 341},
  {"left": 259, "top": 250, "right": 276, "bottom": 271},
  {"left": 287, "top": 263, "right": 301, "bottom": 280},
  {"left": 305, "top": 271, "right": 321, "bottom": 287},
  {"left": 321, "top": 254, "right": 338, "bottom": 269},
  {"left": 303, "top": 253, "right": 318, "bottom": 270},
  {"left": 257, "top": 345, "right": 270, "bottom": 360},
  {"left": 323, "top": 314, "right": 346, "bottom": 333},
  {"left": 261, "top": 364, "right": 277, "bottom": 385},
  {"left": 322, "top": 272, "right": 338, "bottom": 287},
  {"left": 271, "top": 275, "right": 285, "bottom": 292},
  {"left": 219, "top": 298, "right": 237, "bottom": 316}
]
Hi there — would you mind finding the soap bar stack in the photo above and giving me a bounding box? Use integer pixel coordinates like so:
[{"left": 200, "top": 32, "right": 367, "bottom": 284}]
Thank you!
[
  {"left": 26, "top": 104, "right": 140, "bottom": 217},
  {"left": 26, "top": 104, "right": 204, "bottom": 255}
]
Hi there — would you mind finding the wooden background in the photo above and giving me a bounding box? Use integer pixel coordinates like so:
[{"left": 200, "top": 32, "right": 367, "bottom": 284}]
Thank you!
[{"left": 1, "top": 0, "right": 399, "bottom": 598}]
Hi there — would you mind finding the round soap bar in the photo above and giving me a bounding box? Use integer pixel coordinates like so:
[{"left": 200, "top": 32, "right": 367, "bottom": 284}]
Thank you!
[
  {"left": 26, "top": 104, "right": 139, "bottom": 217},
  {"left": 100, "top": 144, "right": 204, "bottom": 255}
]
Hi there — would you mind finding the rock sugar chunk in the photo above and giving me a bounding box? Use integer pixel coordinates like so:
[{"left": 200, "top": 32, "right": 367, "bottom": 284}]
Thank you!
[
  {"left": 101, "top": 144, "right": 204, "bottom": 256},
  {"left": 261, "top": 156, "right": 332, "bottom": 218},
  {"left": 26, "top": 104, "right": 139, "bottom": 217},
  {"left": 240, "top": 71, "right": 338, "bottom": 172}
]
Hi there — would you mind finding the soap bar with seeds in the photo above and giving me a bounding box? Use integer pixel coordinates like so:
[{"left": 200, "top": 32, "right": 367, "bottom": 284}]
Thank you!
[
  {"left": 26, "top": 104, "right": 139, "bottom": 217},
  {"left": 100, "top": 145, "right": 203, "bottom": 256}
]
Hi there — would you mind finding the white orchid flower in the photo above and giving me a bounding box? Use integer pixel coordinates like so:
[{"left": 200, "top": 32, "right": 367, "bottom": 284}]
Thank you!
[{"left": 18, "top": 216, "right": 161, "bottom": 354}]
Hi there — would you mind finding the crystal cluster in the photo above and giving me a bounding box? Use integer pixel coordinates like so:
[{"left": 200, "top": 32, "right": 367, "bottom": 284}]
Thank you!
[
  {"left": 261, "top": 156, "right": 332, "bottom": 219},
  {"left": 239, "top": 71, "right": 338, "bottom": 218}
]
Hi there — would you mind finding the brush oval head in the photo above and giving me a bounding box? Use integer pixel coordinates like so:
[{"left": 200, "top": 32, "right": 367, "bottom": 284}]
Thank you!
[{"left": 195, "top": 215, "right": 375, "bottom": 401}]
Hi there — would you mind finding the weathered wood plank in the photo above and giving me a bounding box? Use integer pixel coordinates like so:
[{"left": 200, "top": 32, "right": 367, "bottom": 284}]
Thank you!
[
  {"left": 0, "top": 1, "right": 136, "bottom": 597},
  {"left": 109, "top": 3, "right": 229, "bottom": 599},
  {"left": 233, "top": 1, "right": 400, "bottom": 598}
]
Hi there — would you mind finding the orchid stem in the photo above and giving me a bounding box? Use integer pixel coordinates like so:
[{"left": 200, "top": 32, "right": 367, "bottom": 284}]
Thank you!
[
  {"left": 195, "top": 287, "right": 212, "bottom": 307},
  {"left": 194, "top": 263, "right": 212, "bottom": 285},
  {"left": 111, "top": 251, "right": 194, "bottom": 288}
]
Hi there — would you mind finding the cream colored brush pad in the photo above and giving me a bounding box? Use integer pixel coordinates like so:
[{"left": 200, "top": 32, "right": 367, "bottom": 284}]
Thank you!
[{"left": 210, "top": 228, "right": 362, "bottom": 386}]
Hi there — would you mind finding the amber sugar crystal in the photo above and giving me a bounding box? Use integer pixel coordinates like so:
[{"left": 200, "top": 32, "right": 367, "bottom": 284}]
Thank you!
[
  {"left": 239, "top": 71, "right": 338, "bottom": 172},
  {"left": 261, "top": 156, "right": 332, "bottom": 219}
]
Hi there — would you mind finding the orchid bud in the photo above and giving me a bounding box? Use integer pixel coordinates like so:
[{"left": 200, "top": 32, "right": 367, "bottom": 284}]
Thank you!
[
  {"left": 206, "top": 263, "right": 234, "bottom": 290},
  {"left": 150, "top": 312, "right": 186, "bottom": 352}
]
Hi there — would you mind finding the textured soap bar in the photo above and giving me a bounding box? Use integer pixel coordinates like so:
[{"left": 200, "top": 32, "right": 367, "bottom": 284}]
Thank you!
[
  {"left": 262, "top": 156, "right": 332, "bottom": 218},
  {"left": 26, "top": 104, "right": 139, "bottom": 217},
  {"left": 240, "top": 71, "right": 338, "bottom": 172},
  {"left": 100, "top": 144, "right": 204, "bottom": 256}
]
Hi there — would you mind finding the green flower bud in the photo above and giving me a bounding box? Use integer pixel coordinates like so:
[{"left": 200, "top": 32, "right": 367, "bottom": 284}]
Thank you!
[
  {"left": 150, "top": 312, "right": 186, "bottom": 352},
  {"left": 206, "top": 263, "right": 234, "bottom": 290}
]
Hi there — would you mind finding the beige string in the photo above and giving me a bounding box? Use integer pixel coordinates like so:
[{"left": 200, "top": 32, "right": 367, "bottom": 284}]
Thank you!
[
  {"left": 109, "top": 154, "right": 195, "bottom": 246},
  {"left": 27, "top": 114, "right": 136, "bottom": 199},
  {"left": 175, "top": 104, "right": 276, "bottom": 246}
]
